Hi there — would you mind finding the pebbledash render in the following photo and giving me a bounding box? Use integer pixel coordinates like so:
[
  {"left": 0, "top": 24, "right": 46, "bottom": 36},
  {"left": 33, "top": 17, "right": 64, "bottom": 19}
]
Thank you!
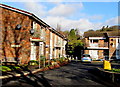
[
  {"left": 0, "top": 4, "right": 67, "bottom": 64},
  {"left": 84, "top": 33, "right": 120, "bottom": 60}
]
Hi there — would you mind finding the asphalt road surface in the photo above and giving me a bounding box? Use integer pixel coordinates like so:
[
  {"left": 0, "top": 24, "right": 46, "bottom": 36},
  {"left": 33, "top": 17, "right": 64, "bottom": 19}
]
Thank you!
[{"left": 2, "top": 61, "right": 112, "bottom": 87}]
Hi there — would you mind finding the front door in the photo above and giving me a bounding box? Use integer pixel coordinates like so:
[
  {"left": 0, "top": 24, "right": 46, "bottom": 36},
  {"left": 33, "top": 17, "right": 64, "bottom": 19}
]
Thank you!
[
  {"left": 30, "top": 42, "right": 36, "bottom": 60},
  {"left": 89, "top": 50, "right": 98, "bottom": 60}
]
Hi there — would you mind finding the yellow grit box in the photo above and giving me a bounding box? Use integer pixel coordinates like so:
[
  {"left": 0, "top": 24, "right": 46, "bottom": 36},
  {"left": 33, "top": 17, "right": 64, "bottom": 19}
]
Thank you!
[{"left": 103, "top": 60, "right": 111, "bottom": 70}]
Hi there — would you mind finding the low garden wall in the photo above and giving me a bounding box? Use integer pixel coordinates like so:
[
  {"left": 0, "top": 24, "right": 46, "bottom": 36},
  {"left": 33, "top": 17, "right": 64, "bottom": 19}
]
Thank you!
[{"left": 96, "top": 67, "right": 120, "bottom": 83}]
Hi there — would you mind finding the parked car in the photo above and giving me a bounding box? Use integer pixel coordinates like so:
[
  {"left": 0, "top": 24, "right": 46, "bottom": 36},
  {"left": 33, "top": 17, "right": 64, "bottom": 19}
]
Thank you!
[{"left": 81, "top": 54, "right": 92, "bottom": 62}]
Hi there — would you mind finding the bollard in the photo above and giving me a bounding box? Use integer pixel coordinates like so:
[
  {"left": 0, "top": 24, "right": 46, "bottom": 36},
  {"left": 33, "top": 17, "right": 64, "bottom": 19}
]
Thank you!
[{"left": 103, "top": 60, "right": 111, "bottom": 70}]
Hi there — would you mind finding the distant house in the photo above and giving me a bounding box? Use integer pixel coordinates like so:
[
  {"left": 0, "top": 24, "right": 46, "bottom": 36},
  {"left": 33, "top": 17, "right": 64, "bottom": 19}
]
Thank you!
[
  {"left": 0, "top": 4, "right": 67, "bottom": 64},
  {"left": 84, "top": 32, "right": 120, "bottom": 60},
  {"left": 108, "top": 36, "right": 120, "bottom": 60}
]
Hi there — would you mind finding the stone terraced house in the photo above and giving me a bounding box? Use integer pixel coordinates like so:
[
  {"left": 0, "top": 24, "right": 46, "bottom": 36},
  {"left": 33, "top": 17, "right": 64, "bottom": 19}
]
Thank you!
[{"left": 0, "top": 4, "right": 67, "bottom": 64}]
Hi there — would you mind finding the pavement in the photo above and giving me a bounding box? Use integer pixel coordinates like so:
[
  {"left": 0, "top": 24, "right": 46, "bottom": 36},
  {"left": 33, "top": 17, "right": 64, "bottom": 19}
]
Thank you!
[
  {"left": 1, "top": 65, "right": 46, "bottom": 79},
  {"left": 1, "top": 61, "right": 67, "bottom": 79}
]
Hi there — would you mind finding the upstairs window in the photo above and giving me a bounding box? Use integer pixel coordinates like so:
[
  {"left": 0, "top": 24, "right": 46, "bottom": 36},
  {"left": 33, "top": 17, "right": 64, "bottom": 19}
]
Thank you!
[
  {"left": 90, "top": 40, "right": 92, "bottom": 43},
  {"left": 93, "top": 40, "right": 98, "bottom": 43},
  {"left": 32, "top": 21, "right": 37, "bottom": 30},
  {"left": 90, "top": 39, "right": 98, "bottom": 43},
  {"left": 118, "top": 38, "right": 120, "bottom": 43}
]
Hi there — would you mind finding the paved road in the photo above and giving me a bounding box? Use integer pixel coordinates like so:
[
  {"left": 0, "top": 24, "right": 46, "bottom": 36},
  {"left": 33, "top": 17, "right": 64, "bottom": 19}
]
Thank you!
[
  {"left": 2, "top": 62, "right": 109, "bottom": 87},
  {"left": 38, "top": 62, "right": 105, "bottom": 87}
]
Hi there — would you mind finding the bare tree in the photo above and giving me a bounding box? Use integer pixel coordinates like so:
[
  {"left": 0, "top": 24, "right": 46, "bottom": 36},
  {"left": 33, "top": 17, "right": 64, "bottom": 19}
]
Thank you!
[{"left": 56, "top": 23, "right": 61, "bottom": 32}]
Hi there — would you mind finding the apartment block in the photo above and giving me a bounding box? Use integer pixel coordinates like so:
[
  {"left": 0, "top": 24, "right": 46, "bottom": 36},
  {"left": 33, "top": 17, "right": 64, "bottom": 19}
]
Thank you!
[
  {"left": 0, "top": 4, "right": 67, "bottom": 64},
  {"left": 84, "top": 33, "right": 120, "bottom": 60}
]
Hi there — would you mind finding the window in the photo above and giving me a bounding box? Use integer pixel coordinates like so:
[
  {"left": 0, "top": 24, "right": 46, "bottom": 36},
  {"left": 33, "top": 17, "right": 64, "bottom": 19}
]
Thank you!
[
  {"left": 32, "top": 21, "right": 37, "bottom": 30},
  {"left": 40, "top": 29, "right": 46, "bottom": 41},
  {"left": 111, "top": 39, "right": 113, "bottom": 41},
  {"left": 118, "top": 38, "right": 120, "bottom": 43},
  {"left": 93, "top": 40, "right": 98, "bottom": 43},
  {"left": 83, "top": 54, "right": 90, "bottom": 57},
  {"left": 90, "top": 40, "right": 92, "bottom": 43},
  {"left": 104, "top": 39, "right": 107, "bottom": 42}
]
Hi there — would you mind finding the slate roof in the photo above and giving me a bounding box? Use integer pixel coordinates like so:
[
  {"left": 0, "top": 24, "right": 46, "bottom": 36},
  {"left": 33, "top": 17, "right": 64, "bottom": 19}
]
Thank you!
[{"left": 84, "top": 31, "right": 120, "bottom": 38}]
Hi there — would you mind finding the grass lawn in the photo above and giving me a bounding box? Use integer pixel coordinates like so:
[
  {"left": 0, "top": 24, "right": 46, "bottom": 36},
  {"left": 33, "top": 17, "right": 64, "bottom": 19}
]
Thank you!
[
  {"left": 105, "top": 68, "right": 120, "bottom": 73},
  {"left": 112, "top": 68, "right": 120, "bottom": 73},
  {"left": 0, "top": 65, "right": 21, "bottom": 72}
]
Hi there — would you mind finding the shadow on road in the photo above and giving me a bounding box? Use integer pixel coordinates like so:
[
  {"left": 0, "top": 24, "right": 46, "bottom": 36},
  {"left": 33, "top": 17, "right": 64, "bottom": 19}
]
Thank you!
[{"left": 2, "top": 65, "right": 52, "bottom": 87}]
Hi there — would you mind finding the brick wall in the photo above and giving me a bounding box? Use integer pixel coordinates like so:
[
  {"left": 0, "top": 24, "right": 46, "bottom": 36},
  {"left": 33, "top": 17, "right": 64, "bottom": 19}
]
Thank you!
[
  {"left": 99, "top": 40, "right": 104, "bottom": 47},
  {"left": 109, "top": 38, "right": 116, "bottom": 59},
  {"left": 84, "top": 50, "right": 89, "bottom": 54},
  {"left": 1, "top": 7, "right": 32, "bottom": 64},
  {"left": 98, "top": 50, "right": 104, "bottom": 59},
  {"left": 45, "top": 28, "right": 50, "bottom": 59},
  {"left": 1, "top": 5, "right": 67, "bottom": 64},
  {"left": 0, "top": 7, "right": 3, "bottom": 62}
]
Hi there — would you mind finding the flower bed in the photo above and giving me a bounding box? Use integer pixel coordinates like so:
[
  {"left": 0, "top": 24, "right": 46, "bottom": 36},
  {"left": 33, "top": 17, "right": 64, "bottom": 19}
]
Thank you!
[{"left": 1, "top": 58, "right": 69, "bottom": 74}]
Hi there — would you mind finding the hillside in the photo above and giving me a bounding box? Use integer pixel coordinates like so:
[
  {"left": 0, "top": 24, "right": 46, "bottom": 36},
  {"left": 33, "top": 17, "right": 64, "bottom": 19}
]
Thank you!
[{"left": 84, "top": 25, "right": 120, "bottom": 37}]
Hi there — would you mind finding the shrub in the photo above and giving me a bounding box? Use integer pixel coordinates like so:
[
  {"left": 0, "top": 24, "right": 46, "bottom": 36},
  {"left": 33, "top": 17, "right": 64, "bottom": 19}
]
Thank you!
[
  {"left": 1, "top": 66, "right": 11, "bottom": 72},
  {"left": 59, "top": 57, "right": 66, "bottom": 63},
  {"left": 105, "top": 68, "right": 120, "bottom": 73},
  {"left": 0, "top": 66, "right": 21, "bottom": 72},
  {"left": 112, "top": 68, "right": 120, "bottom": 73},
  {"left": 28, "top": 60, "right": 39, "bottom": 65}
]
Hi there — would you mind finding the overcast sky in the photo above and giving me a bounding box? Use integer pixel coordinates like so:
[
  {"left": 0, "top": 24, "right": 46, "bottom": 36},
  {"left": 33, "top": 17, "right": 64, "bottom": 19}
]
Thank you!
[{"left": 2, "top": 0, "right": 119, "bottom": 34}]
